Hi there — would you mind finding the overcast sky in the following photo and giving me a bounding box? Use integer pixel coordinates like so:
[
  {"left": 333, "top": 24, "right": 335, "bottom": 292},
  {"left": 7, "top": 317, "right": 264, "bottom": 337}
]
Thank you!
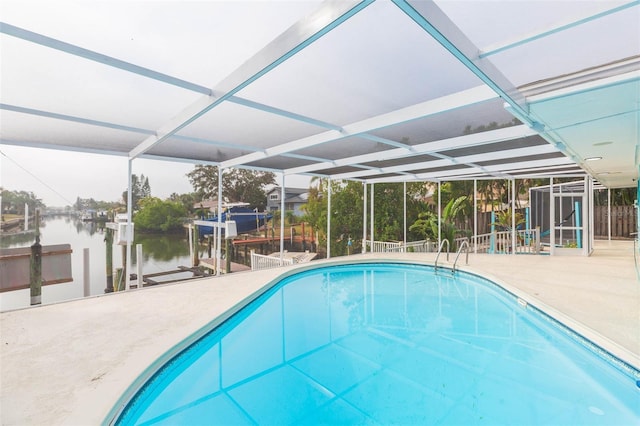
[
  {"left": 2, "top": 0, "right": 632, "bottom": 206},
  {"left": 0, "top": 1, "right": 317, "bottom": 207},
  {"left": 0, "top": 145, "right": 196, "bottom": 206},
  {"left": 0, "top": 145, "right": 312, "bottom": 207}
]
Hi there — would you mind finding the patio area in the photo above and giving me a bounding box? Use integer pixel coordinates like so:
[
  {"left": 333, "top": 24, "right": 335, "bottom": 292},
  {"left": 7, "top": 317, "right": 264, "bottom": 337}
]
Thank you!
[{"left": 0, "top": 239, "right": 637, "bottom": 425}]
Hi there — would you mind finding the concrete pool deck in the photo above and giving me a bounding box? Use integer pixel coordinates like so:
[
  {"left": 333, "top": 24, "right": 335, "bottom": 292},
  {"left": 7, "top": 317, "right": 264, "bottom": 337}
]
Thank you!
[{"left": 1, "top": 240, "right": 638, "bottom": 425}]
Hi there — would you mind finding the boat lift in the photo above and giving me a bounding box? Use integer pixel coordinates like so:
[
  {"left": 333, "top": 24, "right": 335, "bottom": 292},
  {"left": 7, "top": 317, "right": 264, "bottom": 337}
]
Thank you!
[{"left": 191, "top": 219, "right": 237, "bottom": 275}]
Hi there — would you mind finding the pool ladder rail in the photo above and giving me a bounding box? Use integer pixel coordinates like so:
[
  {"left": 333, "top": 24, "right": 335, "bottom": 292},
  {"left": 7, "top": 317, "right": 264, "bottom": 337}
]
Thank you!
[
  {"left": 434, "top": 239, "right": 470, "bottom": 274},
  {"left": 434, "top": 239, "right": 449, "bottom": 271}
]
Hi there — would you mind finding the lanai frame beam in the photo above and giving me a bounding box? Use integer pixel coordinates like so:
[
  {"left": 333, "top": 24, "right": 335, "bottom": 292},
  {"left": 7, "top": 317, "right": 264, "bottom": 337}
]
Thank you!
[
  {"left": 391, "top": 0, "right": 531, "bottom": 124},
  {"left": 129, "top": 0, "right": 374, "bottom": 159}
]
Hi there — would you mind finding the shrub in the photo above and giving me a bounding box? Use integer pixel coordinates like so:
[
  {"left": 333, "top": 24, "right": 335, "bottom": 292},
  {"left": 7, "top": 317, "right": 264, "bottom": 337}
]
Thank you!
[{"left": 134, "top": 197, "right": 187, "bottom": 233}]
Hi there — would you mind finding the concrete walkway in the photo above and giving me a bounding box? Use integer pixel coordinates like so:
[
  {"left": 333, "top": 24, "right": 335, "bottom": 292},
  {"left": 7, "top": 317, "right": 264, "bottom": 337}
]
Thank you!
[{"left": 1, "top": 240, "right": 638, "bottom": 425}]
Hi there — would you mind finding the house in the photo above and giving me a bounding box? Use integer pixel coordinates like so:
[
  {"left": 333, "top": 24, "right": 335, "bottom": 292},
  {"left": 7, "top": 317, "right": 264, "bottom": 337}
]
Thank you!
[
  {"left": 266, "top": 187, "right": 308, "bottom": 216},
  {"left": 193, "top": 199, "right": 219, "bottom": 215}
]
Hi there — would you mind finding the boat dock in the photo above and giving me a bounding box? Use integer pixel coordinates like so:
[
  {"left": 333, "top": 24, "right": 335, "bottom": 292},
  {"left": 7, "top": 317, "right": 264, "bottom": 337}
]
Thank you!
[{"left": 198, "top": 258, "right": 252, "bottom": 274}]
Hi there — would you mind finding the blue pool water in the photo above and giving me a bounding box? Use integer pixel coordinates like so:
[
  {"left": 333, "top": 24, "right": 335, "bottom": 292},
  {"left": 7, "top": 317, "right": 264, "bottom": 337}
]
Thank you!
[{"left": 115, "top": 263, "right": 640, "bottom": 425}]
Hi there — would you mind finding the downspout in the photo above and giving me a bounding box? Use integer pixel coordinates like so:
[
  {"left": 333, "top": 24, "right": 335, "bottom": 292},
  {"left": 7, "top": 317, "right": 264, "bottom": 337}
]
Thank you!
[
  {"left": 280, "top": 174, "right": 285, "bottom": 265},
  {"left": 370, "top": 183, "right": 374, "bottom": 250},
  {"left": 437, "top": 181, "right": 441, "bottom": 245},
  {"left": 511, "top": 179, "right": 516, "bottom": 255},
  {"left": 473, "top": 179, "right": 477, "bottom": 254},
  {"left": 550, "top": 177, "right": 555, "bottom": 255},
  {"left": 125, "top": 159, "right": 133, "bottom": 290},
  {"left": 403, "top": 181, "right": 407, "bottom": 251},
  {"left": 327, "top": 178, "right": 331, "bottom": 259},
  {"left": 363, "top": 182, "right": 367, "bottom": 253},
  {"left": 217, "top": 167, "right": 223, "bottom": 276},
  {"left": 607, "top": 187, "right": 611, "bottom": 242}
]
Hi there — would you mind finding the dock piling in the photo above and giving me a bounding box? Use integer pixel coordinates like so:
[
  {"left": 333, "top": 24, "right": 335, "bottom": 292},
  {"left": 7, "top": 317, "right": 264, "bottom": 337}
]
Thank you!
[
  {"left": 29, "top": 209, "right": 41, "bottom": 305},
  {"left": 83, "top": 248, "right": 90, "bottom": 297},
  {"left": 104, "top": 227, "right": 114, "bottom": 293}
]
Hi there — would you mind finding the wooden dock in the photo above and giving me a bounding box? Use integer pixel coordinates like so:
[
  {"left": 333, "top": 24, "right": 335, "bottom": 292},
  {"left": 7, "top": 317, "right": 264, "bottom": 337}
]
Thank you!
[
  {"left": 231, "top": 235, "right": 315, "bottom": 246},
  {"left": 198, "top": 258, "right": 251, "bottom": 273}
]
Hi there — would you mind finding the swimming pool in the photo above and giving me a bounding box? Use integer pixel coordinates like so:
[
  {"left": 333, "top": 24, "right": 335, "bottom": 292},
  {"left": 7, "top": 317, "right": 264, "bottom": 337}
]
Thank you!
[{"left": 114, "top": 263, "right": 639, "bottom": 425}]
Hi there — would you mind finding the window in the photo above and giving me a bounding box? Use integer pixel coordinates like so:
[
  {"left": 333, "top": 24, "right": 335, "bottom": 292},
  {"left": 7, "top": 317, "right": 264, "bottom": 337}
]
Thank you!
[{"left": 270, "top": 194, "right": 279, "bottom": 200}]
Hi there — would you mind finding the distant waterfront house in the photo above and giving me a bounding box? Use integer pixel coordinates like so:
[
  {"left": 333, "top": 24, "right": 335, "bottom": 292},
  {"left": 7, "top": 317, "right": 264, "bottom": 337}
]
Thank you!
[
  {"left": 266, "top": 187, "right": 308, "bottom": 216},
  {"left": 193, "top": 199, "right": 219, "bottom": 215}
]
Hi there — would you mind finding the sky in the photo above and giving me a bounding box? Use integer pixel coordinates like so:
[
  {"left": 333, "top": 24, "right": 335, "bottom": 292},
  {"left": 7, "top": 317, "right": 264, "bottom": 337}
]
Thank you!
[
  {"left": 0, "top": 145, "right": 195, "bottom": 206},
  {"left": 0, "top": 145, "right": 312, "bottom": 207},
  {"left": 0, "top": 0, "right": 319, "bottom": 207},
  {"left": 0, "top": 1, "right": 429, "bottom": 208},
  {"left": 2, "top": 0, "right": 633, "bottom": 203}
]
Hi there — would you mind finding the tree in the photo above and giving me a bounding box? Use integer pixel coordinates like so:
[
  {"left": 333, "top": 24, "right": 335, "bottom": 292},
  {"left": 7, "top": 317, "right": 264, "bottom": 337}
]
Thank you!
[
  {"left": 186, "top": 165, "right": 276, "bottom": 210},
  {"left": 409, "top": 210, "right": 437, "bottom": 241},
  {"left": 74, "top": 197, "right": 120, "bottom": 213},
  {"left": 492, "top": 209, "right": 526, "bottom": 231},
  {"left": 122, "top": 174, "right": 151, "bottom": 211},
  {"left": 168, "top": 192, "right": 199, "bottom": 215},
  {"left": 1, "top": 189, "right": 44, "bottom": 215},
  {"left": 329, "top": 180, "right": 365, "bottom": 255},
  {"left": 409, "top": 195, "right": 469, "bottom": 250},
  {"left": 301, "top": 178, "right": 327, "bottom": 245},
  {"left": 594, "top": 187, "right": 636, "bottom": 206},
  {"left": 133, "top": 197, "right": 187, "bottom": 233},
  {"left": 302, "top": 179, "right": 431, "bottom": 257},
  {"left": 186, "top": 166, "right": 217, "bottom": 200}
]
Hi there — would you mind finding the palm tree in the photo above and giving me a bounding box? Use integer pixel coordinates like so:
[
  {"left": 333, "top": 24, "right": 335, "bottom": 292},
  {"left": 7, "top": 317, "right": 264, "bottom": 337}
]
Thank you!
[
  {"left": 410, "top": 194, "right": 471, "bottom": 250},
  {"left": 492, "top": 209, "right": 525, "bottom": 231}
]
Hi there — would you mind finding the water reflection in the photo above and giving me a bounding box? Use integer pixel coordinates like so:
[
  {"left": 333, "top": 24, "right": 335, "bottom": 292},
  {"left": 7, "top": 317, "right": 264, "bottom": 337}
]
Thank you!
[
  {"left": 0, "top": 216, "right": 192, "bottom": 311},
  {"left": 0, "top": 229, "right": 36, "bottom": 246},
  {"left": 73, "top": 219, "right": 105, "bottom": 237},
  {"left": 136, "top": 233, "right": 190, "bottom": 262}
]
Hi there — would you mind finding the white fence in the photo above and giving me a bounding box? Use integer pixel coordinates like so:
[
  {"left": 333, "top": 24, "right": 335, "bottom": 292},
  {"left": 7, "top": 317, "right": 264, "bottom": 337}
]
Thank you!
[
  {"left": 250, "top": 251, "right": 294, "bottom": 271},
  {"left": 365, "top": 229, "right": 541, "bottom": 256},
  {"left": 363, "top": 239, "right": 437, "bottom": 253},
  {"left": 252, "top": 229, "right": 541, "bottom": 271},
  {"left": 471, "top": 228, "right": 541, "bottom": 254},
  {"left": 364, "top": 240, "right": 402, "bottom": 253}
]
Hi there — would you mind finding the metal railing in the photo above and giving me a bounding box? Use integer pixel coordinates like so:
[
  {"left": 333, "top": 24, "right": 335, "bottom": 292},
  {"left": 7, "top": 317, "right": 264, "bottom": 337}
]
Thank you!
[
  {"left": 453, "top": 239, "right": 470, "bottom": 273},
  {"left": 434, "top": 239, "right": 450, "bottom": 271}
]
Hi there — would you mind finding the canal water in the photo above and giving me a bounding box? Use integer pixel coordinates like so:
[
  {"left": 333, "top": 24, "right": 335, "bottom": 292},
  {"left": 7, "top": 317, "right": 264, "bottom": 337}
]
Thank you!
[{"left": 0, "top": 216, "right": 202, "bottom": 312}]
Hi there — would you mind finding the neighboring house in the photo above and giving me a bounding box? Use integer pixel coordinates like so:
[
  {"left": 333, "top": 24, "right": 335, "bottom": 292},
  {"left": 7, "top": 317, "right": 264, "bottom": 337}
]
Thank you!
[
  {"left": 266, "top": 187, "right": 308, "bottom": 216},
  {"left": 193, "top": 199, "right": 219, "bottom": 215}
]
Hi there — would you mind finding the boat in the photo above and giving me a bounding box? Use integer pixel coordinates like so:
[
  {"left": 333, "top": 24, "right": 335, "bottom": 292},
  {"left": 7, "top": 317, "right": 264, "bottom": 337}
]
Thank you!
[{"left": 197, "top": 204, "right": 272, "bottom": 237}]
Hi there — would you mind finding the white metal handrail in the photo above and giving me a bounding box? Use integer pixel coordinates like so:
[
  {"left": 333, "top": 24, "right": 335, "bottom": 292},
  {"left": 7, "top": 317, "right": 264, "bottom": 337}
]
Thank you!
[
  {"left": 452, "top": 239, "right": 470, "bottom": 273},
  {"left": 434, "top": 239, "right": 450, "bottom": 270}
]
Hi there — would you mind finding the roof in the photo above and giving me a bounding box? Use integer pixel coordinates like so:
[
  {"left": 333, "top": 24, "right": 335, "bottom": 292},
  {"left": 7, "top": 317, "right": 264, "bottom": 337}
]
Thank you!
[
  {"left": 267, "top": 187, "right": 309, "bottom": 205},
  {"left": 1, "top": 1, "right": 638, "bottom": 188},
  {"left": 267, "top": 187, "right": 308, "bottom": 195},
  {"left": 286, "top": 193, "right": 309, "bottom": 204}
]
